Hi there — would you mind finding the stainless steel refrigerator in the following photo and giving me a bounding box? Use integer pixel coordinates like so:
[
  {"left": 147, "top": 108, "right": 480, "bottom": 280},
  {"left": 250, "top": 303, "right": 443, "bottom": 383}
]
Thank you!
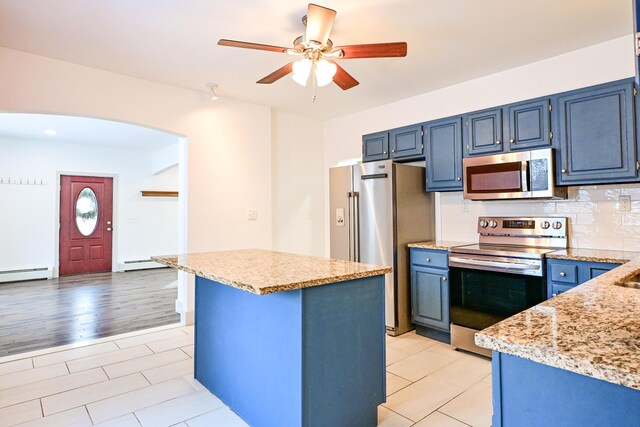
[{"left": 330, "top": 160, "right": 435, "bottom": 336}]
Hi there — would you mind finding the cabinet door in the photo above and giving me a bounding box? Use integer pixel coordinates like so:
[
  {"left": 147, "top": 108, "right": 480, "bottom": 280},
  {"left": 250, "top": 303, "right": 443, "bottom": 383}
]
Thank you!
[
  {"left": 507, "top": 99, "right": 551, "bottom": 150},
  {"left": 362, "top": 131, "right": 389, "bottom": 162},
  {"left": 464, "top": 108, "right": 503, "bottom": 156},
  {"left": 554, "top": 81, "right": 637, "bottom": 185},
  {"left": 411, "top": 266, "right": 449, "bottom": 332},
  {"left": 425, "top": 117, "right": 463, "bottom": 191},
  {"left": 390, "top": 124, "right": 423, "bottom": 159}
]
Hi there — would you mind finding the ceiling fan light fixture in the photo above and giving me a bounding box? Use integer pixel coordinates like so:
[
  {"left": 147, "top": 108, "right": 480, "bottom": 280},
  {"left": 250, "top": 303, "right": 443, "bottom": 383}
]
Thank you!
[
  {"left": 292, "top": 58, "right": 312, "bottom": 86},
  {"left": 315, "top": 59, "right": 337, "bottom": 87}
]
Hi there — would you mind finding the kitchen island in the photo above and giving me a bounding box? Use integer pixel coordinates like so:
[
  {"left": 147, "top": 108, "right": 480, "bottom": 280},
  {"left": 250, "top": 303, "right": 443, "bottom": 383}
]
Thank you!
[
  {"left": 153, "top": 249, "right": 391, "bottom": 427},
  {"left": 476, "top": 249, "right": 640, "bottom": 426}
]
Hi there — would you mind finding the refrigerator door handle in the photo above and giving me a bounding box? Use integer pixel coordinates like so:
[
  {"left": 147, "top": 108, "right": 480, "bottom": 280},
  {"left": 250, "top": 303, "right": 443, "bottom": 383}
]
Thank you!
[
  {"left": 353, "top": 191, "right": 360, "bottom": 262},
  {"left": 348, "top": 191, "right": 354, "bottom": 261}
]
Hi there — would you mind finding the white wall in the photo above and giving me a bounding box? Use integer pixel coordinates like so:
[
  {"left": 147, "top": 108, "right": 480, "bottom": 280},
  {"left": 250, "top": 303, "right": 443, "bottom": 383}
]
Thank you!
[
  {"left": 0, "top": 46, "right": 273, "bottom": 321},
  {"left": 271, "top": 111, "right": 324, "bottom": 256},
  {"left": 322, "top": 35, "right": 638, "bottom": 253},
  {"left": 0, "top": 136, "right": 179, "bottom": 272}
]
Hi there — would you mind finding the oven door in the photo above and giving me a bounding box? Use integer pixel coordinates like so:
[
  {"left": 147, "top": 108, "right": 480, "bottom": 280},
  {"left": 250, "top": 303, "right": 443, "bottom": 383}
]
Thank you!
[{"left": 449, "top": 266, "right": 546, "bottom": 331}]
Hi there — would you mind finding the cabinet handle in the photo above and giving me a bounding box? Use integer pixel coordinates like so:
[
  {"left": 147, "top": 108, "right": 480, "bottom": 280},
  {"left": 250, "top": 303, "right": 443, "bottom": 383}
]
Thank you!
[
  {"left": 561, "top": 168, "right": 567, "bottom": 173},
  {"left": 456, "top": 177, "right": 461, "bottom": 181},
  {"left": 391, "top": 149, "right": 396, "bottom": 153},
  {"left": 495, "top": 140, "right": 502, "bottom": 145},
  {"left": 425, "top": 258, "right": 431, "bottom": 262},
  {"left": 107, "top": 227, "right": 112, "bottom": 232},
  {"left": 383, "top": 151, "right": 387, "bottom": 154},
  {"left": 510, "top": 139, "right": 515, "bottom": 144},
  {"left": 560, "top": 272, "right": 566, "bottom": 277},
  {"left": 552, "top": 293, "right": 557, "bottom": 297},
  {"left": 442, "top": 277, "right": 447, "bottom": 281}
]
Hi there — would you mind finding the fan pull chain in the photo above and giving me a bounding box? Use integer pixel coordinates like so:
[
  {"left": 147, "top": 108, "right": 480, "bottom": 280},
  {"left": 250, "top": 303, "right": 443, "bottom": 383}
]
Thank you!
[{"left": 311, "top": 61, "right": 318, "bottom": 102}]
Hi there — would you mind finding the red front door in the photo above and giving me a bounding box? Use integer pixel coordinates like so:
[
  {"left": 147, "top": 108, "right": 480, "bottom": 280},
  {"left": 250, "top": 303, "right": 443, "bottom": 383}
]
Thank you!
[{"left": 59, "top": 175, "right": 113, "bottom": 276}]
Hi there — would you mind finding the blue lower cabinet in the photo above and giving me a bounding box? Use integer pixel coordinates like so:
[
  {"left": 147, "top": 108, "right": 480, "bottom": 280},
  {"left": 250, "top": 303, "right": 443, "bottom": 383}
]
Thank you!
[
  {"left": 410, "top": 248, "right": 450, "bottom": 336},
  {"left": 492, "top": 352, "right": 640, "bottom": 426},
  {"left": 546, "top": 259, "right": 619, "bottom": 299}
]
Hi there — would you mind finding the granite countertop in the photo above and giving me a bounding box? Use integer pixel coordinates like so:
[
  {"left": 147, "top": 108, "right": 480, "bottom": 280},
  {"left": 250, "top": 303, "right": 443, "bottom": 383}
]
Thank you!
[
  {"left": 152, "top": 249, "right": 391, "bottom": 295},
  {"left": 407, "top": 241, "right": 473, "bottom": 251},
  {"left": 547, "top": 248, "right": 635, "bottom": 264},
  {"left": 476, "top": 252, "right": 640, "bottom": 390}
]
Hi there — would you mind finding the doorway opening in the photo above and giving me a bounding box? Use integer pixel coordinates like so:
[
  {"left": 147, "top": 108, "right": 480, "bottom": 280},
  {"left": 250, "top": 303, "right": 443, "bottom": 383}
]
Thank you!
[{"left": 0, "top": 113, "right": 188, "bottom": 356}]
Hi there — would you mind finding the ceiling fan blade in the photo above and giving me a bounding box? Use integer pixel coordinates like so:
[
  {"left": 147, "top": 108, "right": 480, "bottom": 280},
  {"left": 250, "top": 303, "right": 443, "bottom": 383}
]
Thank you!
[
  {"left": 218, "top": 39, "right": 288, "bottom": 53},
  {"left": 257, "top": 63, "right": 294, "bottom": 84},
  {"left": 305, "top": 4, "right": 336, "bottom": 44},
  {"left": 337, "top": 42, "right": 407, "bottom": 59},
  {"left": 329, "top": 61, "right": 359, "bottom": 90}
]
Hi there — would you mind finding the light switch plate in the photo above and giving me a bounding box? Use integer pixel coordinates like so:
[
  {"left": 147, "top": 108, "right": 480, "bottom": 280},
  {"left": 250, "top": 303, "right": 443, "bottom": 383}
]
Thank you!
[
  {"left": 336, "top": 208, "right": 345, "bottom": 227},
  {"left": 247, "top": 209, "right": 258, "bottom": 221},
  {"left": 620, "top": 195, "right": 631, "bottom": 212}
]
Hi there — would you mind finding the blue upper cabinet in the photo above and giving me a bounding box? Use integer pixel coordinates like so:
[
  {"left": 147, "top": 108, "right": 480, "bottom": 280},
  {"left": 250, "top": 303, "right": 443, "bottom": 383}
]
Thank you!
[
  {"left": 464, "top": 108, "right": 503, "bottom": 156},
  {"left": 553, "top": 79, "right": 637, "bottom": 185},
  {"left": 362, "top": 131, "right": 389, "bottom": 162},
  {"left": 635, "top": 0, "right": 640, "bottom": 86},
  {"left": 506, "top": 99, "right": 552, "bottom": 151},
  {"left": 389, "top": 124, "right": 424, "bottom": 160},
  {"left": 425, "top": 117, "right": 463, "bottom": 191}
]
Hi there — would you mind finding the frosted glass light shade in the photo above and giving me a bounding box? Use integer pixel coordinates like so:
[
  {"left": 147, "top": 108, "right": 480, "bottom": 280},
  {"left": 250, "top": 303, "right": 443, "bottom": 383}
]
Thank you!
[
  {"left": 315, "top": 60, "right": 337, "bottom": 87},
  {"left": 292, "top": 58, "right": 312, "bottom": 86}
]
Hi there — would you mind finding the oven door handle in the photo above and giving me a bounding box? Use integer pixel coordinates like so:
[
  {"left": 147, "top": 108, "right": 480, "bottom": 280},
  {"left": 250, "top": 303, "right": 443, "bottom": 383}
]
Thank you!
[{"left": 449, "top": 256, "right": 541, "bottom": 271}]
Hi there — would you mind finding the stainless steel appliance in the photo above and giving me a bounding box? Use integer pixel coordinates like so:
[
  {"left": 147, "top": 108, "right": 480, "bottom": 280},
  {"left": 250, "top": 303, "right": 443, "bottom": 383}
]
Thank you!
[
  {"left": 448, "top": 216, "right": 568, "bottom": 356},
  {"left": 463, "top": 148, "right": 567, "bottom": 200},
  {"left": 330, "top": 160, "right": 434, "bottom": 336}
]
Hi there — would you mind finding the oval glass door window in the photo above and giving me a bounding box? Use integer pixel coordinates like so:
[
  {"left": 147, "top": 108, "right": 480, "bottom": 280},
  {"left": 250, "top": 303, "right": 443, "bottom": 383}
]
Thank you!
[{"left": 76, "top": 187, "right": 99, "bottom": 236}]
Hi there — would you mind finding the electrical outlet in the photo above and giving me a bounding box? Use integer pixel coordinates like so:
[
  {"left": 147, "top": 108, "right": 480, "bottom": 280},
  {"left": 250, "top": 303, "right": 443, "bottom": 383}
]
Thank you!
[
  {"left": 247, "top": 209, "right": 258, "bottom": 221},
  {"left": 620, "top": 195, "right": 631, "bottom": 212}
]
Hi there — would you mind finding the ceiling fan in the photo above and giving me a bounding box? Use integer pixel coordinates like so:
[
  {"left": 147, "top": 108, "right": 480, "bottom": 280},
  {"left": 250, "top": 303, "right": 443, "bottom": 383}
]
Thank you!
[{"left": 218, "top": 3, "right": 407, "bottom": 94}]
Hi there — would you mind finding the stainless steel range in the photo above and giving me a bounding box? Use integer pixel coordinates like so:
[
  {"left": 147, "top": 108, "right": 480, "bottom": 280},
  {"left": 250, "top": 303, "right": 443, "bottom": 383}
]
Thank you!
[{"left": 448, "top": 216, "right": 568, "bottom": 357}]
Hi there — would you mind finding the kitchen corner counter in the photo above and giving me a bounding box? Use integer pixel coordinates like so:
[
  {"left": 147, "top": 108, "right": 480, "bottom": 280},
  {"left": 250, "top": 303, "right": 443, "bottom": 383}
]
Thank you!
[
  {"left": 408, "top": 240, "right": 472, "bottom": 251},
  {"left": 152, "top": 249, "right": 391, "bottom": 295},
  {"left": 547, "top": 248, "right": 637, "bottom": 264},
  {"left": 476, "top": 253, "right": 640, "bottom": 390}
]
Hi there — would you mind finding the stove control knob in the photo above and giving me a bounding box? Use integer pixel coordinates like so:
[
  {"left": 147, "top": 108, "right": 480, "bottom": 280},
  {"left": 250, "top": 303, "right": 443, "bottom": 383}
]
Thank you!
[
  {"left": 479, "top": 220, "right": 489, "bottom": 228},
  {"left": 540, "top": 221, "right": 550, "bottom": 229},
  {"left": 489, "top": 220, "right": 498, "bottom": 228},
  {"left": 552, "top": 221, "right": 563, "bottom": 230}
]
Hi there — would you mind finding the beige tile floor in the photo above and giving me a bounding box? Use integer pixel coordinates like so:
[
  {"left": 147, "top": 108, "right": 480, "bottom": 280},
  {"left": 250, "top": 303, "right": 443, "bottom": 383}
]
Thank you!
[{"left": 0, "top": 324, "right": 492, "bottom": 426}]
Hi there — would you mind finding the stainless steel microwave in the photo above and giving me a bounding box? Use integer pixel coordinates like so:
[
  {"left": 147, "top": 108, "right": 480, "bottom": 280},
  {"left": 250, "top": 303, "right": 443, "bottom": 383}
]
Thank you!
[{"left": 463, "top": 148, "right": 567, "bottom": 200}]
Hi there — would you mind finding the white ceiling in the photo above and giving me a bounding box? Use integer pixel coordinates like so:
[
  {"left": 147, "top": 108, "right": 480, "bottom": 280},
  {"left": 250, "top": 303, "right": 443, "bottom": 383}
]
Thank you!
[
  {"left": 0, "top": 113, "right": 180, "bottom": 150},
  {"left": 0, "top": 1, "right": 633, "bottom": 120}
]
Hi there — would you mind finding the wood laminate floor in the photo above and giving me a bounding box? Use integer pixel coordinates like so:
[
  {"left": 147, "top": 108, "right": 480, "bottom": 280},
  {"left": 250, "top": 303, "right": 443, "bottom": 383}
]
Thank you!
[{"left": 0, "top": 269, "right": 180, "bottom": 357}]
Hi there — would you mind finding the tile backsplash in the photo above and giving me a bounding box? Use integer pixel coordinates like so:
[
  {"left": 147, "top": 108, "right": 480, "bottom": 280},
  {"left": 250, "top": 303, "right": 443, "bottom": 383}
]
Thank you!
[{"left": 438, "top": 183, "right": 640, "bottom": 252}]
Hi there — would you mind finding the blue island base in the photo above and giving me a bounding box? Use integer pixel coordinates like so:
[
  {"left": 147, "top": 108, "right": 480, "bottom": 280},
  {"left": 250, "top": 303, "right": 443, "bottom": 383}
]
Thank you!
[
  {"left": 194, "top": 275, "right": 386, "bottom": 427},
  {"left": 493, "top": 351, "right": 640, "bottom": 426}
]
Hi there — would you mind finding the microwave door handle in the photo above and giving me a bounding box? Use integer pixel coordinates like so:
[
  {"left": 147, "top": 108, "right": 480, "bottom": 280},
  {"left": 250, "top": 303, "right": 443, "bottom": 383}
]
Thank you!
[{"left": 521, "top": 161, "right": 529, "bottom": 192}]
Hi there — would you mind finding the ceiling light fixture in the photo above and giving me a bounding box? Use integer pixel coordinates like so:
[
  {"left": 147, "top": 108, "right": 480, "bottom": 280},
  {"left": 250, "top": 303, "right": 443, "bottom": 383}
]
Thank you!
[
  {"left": 43, "top": 129, "right": 57, "bottom": 135},
  {"left": 207, "top": 84, "right": 219, "bottom": 101}
]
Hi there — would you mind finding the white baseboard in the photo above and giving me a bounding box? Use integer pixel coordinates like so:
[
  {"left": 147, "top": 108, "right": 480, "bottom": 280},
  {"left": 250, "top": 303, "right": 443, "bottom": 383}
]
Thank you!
[
  {"left": 0, "top": 267, "right": 53, "bottom": 283},
  {"left": 120, "top": 260, "right": 167, "bottom": 271}
]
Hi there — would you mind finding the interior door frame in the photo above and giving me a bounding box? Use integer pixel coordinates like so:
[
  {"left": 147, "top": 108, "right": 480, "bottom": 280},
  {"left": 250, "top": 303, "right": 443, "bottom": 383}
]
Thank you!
[{"left": 53, "top": 171, "right": 119, "bottom": 278}]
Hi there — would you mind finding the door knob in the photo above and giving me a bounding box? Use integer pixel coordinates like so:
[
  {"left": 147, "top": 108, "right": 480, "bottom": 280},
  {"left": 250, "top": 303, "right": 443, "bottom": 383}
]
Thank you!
[
  {"left": 107, "top": 227, "right": 112, "bottom": 232},
  {"left": 495, "top": 140, "right": 502, "bottom": 145},
  {"left": 456, "top": 177, "right": 461, "bottom": 181},
  {"left": 561, "top": 169, "right": 567, "bottom": 173},
  {"left": 560, "top": 272, "right": 566, "bottom": 277},
  {"left": 510, "top": 139, "right": 515, "bottom": 144},
  {"left": 107, "top": 221, "right": 112, "bottom": 225}
]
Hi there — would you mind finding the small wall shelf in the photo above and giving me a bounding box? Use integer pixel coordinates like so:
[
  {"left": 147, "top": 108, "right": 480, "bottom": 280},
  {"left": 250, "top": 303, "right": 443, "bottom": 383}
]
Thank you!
[{"left": 140, "top": 191, "right": 179, "bottom": 197}]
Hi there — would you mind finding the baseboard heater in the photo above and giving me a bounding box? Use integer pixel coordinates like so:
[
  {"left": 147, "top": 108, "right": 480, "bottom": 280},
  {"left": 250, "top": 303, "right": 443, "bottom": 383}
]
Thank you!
[
  {"left": 0, "top": 267, "right": 53, "bottom": 283},
  {"left": 122, "top": 259, "right": 168, "bottom": 272}
]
